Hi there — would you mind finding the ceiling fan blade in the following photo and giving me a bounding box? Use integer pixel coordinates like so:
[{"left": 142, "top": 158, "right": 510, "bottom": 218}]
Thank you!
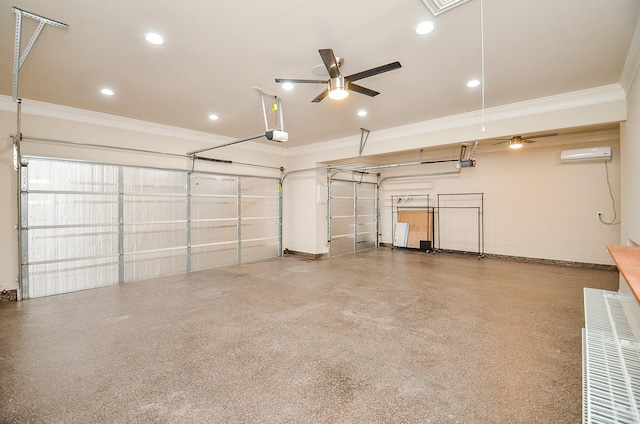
[
  {"left": 348, "top": 83, "right": 379, "bottom": 97},
  {"left": 346, "top": 61, "right": 402, "bottom": 82},
  {"left": 492, "top": 140, "right": 509, "bottom": 145},
  {"left": 319, "top": 49, "right": 341, "bottom": 79},
  {"left": 311, "top": 89, "right": 329, "bottom": 103},
  {"left": 275, "top": 78, "right": 327, "bottom": 84},
  {"left": 523, "top": 132, "right": 557, "bottom": 140}
]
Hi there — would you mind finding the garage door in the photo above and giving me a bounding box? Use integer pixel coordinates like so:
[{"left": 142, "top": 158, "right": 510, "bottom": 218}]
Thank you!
[
  {"left": 20, "top": 157, "right": 281, "bottom": 298},
  {"left": 328, "top": 179, "right": 378, "bottom": 256}
]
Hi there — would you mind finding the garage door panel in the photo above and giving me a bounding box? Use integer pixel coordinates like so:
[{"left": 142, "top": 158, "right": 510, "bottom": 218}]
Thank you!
[
  {"left": 123, "top": 222, "right": 187, "bottom": 252},
  {"left": 192, "top": 197, "right": 238, "bottom": 220},
  {"left": 123, "top": 168, "right": 187, "bottom": 195},
  {"left": 28, "top": 193, "right": 118, "bottom": 227},
  {"left": 329, "top": 180, "right": 377, "bottom": 257},
  {"left": 27, "top": 160, "right": 118, "bottom": 192},
  {"left": 191, "top": 243, "right": 238, "bottom": 270},
  {"left": 329, "top": 236, "right": 355, "bottom": 257},
  {"left": 123, "top": 195, "right": 187, "bottom": 223},
  {"left": 191, "top": 221, "right": 238, "bottom": 245},
  {"left": 241, "top": 177, "right": 278, "bottom": 196},
  {"left": 124, "top": 249, "right": 188, "bottom": 282},
  {"left": 241, "top": 218, "right": 280, "bottom": 240},
  {"left": 28, "top": 226, "right": 118, "bottom": 263},
  {"left": 192, "top": 174, "right": 238, "bottom": 196},
  {"left": 329, "top": 182, "right": 353, "bottom": 198},
  {"left": 242, "top": 197, "right": 279, "bottom": 218},
  {"left": 241, "top": 239, "right": 280, "bottom": 263},
  {"left": 27, "top": 258, "right": 119, "bottom": 298},
  {"left": 22, "top": 159, "right": 282, "bottom": 298}
]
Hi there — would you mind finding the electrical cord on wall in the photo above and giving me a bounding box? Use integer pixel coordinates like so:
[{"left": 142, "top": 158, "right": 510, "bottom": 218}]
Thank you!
[{"left": 599, "top": 161, "right": 621, "bottom": 225}]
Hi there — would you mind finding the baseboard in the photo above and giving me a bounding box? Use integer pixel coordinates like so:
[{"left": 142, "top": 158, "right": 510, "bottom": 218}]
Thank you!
[
  {"left": 380, "top": 244, "right": 617, "bottom": 269},
  {"left": 1, "top": 289, "right": 18, "bottom": 301},
  {"left": 283, "top": 249, "right": 327, "bottom": 260},
  {"left": 483, "top": 253, "right": 617, "bottom": 270}
]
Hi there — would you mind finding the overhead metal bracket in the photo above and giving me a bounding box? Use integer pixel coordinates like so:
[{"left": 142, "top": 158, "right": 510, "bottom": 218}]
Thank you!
[
  {"left": 255, "top": 88, "right": 285, "bottom": 134},
  {"left": 12, "top": 7, "right": 69, "bottom": 101},
  {"left": 359, "top": 128, "right": 370, "bottom": 157}
]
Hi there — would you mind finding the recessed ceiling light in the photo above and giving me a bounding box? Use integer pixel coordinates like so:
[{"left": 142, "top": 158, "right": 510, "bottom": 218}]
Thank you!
[
  {"left": 414, "top": 21, "right": 435, "bottom": 35},
  {"left": 100, "top": 88, "right": 114, "bottom": 96},
  {"left": 467, "top": 79, "right": 481, "bottom": 88},
  {"left": 208, "top": 114, "right": 219, "bottom": 121},
  {"left": 144, "top": 33, "right": 164, "bottom": 45},
  {"left": 282, "top": 82, "right": 294, "bottom": 91},
  {"left": 357, "top": 110, "right": 367, "bottom": 117}
]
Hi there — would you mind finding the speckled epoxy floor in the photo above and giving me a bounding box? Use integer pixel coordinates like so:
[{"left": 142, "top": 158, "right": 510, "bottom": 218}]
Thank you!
[{"left": 0, "top": 248, "right": 619, "bottom": 423}]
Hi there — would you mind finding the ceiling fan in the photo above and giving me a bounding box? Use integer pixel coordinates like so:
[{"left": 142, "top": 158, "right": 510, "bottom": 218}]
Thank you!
[
  {"left": 275, "top": 49, "right": 402, "bottom": 103},
  {"left": 492, "top": 133, "right": 558, "bottom": 149}
]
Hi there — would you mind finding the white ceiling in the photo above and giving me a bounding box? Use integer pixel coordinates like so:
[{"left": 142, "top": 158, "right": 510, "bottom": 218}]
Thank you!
[{"left": 1, "top": 0, "right": 638, "bottom": 149}]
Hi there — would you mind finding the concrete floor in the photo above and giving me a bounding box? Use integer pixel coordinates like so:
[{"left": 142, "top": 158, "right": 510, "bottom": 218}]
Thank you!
[{"left": 0, "top": 248, "right": 619, "bottom": 423}]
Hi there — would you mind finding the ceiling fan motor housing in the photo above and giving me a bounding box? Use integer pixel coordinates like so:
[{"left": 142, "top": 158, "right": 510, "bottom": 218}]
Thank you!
[{"left": 329, "top": 76, "right": 347, "bottom": 91}]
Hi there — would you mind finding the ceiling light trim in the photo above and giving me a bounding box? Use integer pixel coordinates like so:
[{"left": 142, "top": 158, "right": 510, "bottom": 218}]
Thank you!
[{"left": 420, "top": 0, "right": 471, "bottom": 16}]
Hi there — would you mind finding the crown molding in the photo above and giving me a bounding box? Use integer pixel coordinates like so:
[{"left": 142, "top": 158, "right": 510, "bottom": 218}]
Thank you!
[
  {"left": 1, "top": 84, "right": 625, "bottom": 158},
  {"left": 0, "top": 95, "right": 282, "bottom": 155},
  {"left": 284, "top": 84, "right": 626, "bottom": 157}
]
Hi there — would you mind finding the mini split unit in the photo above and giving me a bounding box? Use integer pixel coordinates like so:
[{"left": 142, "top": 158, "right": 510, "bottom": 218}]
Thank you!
[{"left": 560, "top": 146, "right": 611, "bottom": 163}]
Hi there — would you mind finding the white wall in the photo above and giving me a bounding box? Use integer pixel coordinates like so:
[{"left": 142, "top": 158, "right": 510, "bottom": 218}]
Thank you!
[
  {"left": 617, "top": 26, "right": 640, "bottom": 295},
  {"left": 0, "top": 113, "right": 19, "bottom": 292},
  {"left": 379, "top": 140, "right": 620, "bottom": 264},
  {"left": 620, "top": 67, "right": 640, "bottom": 247}
]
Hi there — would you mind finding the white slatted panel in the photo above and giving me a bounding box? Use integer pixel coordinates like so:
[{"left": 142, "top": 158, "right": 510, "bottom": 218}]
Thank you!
[{"left": 583, "top": 288, "right": 640, "bottom": 423}]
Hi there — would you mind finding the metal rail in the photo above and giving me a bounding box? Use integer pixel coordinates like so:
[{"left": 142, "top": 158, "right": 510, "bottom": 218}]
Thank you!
[
  {"left": 186, "top": 134, "right": 265, "bottom": 156},
  {"left": 18, "top": 135, "right": 283, "bottom": 172}
]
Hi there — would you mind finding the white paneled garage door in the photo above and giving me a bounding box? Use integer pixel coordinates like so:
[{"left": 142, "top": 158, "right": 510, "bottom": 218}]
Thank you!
[
  {"left": 20, "top": 157, "right": 281, "bottom": 298},
  {"left": 328, "top": 180, "right": 378, "bottom": 257}
]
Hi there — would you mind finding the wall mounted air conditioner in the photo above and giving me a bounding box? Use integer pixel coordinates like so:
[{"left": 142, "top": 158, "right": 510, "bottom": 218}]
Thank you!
[{"left": 560, "top": 146, "right": 611, "bottom": 163}]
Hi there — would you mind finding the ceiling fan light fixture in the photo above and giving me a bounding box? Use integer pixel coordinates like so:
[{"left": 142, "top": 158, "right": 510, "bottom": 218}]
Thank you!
[
  {"left": 509, "top": 139, "right": 523, "bottom": 149},
  {"left": 328, "top": 77, "right": 349, "bottom": 100},
  {"left": 281, "top": 82, "right": 294, "bottom": 91}
]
